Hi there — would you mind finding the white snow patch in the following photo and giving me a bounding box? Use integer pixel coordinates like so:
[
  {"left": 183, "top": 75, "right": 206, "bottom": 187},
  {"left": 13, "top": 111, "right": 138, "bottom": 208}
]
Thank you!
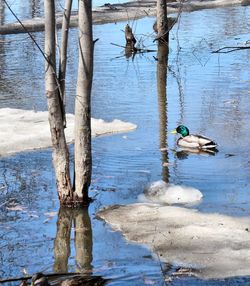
[
  {"left": 138, "top": 180, "right": 203, "bottom": 205},
  {"left": 0, "top": 108, "right": 137, "bottom": 156},
  {"left": 98, "top": 203, "right": 250, "bottom": 279}
]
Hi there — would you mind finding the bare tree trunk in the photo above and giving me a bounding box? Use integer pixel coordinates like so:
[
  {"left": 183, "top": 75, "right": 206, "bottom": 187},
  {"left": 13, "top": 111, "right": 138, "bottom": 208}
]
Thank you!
[
  {"left": 59, "top": 0, "right": 73, "bottom": 126},
  {"left": 157, "top": 41, "right": 170, "bottom": 183},
  {"left": 44, "top": 0, "right": 72, "bottom": 204},
  {"left": 74, "top": 0, "right": 93, "bottom": 203},
  {"left": 156, "top": 0, "right": 170, "bottom": 181},
  {"left": 156, "top": 0, "right": 168, "bottom": 42},
  {"left": 0, "top": 1, "right": 5, "bottom": 25}
]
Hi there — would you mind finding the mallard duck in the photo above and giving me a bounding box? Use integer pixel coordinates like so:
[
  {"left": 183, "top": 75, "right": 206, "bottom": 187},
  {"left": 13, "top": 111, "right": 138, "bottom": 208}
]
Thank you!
[
  {"left": 31, "top": 273, "right": 50, "bottom": 286},
  {"left": 171, "top": 125, "right": 217, "bottom": 149}
]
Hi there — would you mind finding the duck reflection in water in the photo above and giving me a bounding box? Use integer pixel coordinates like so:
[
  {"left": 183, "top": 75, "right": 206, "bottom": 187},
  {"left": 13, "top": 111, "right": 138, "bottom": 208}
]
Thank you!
[{"left": 174, "top": 147, "right": 218, "bottom": 160}]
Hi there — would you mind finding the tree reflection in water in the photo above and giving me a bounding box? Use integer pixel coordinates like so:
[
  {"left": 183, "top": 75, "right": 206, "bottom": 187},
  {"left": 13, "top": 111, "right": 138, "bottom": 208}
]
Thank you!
[
  {"left": 53, "top": 207, "right": 92, "bottom": 274},
  {"left": 53, "top": 207, "right": 109, "bottom": 285}
]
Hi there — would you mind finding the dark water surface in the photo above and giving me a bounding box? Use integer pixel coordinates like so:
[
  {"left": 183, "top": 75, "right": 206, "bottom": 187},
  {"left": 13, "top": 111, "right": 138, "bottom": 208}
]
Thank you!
[{"left": 0, "top": 3, "right": 250, "bottom": 285}]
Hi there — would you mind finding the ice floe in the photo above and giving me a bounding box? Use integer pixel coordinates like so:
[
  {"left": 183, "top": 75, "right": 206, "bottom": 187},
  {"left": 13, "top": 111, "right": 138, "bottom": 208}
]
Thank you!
[
  {"left": 0, "top": 108, "right": 137, "bottom": 156},
  {"left": 98, "top": 203, "right": 250, "bottom": 279},
  {"left": 138, "top": 180, "right": 203, "bottom": 205}
]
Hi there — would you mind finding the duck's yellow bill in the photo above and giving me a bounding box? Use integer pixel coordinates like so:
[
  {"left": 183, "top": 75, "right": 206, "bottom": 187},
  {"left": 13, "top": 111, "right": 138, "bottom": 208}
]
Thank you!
[{"left": 171, "top": 129, "right": 177, "bottom": 134}]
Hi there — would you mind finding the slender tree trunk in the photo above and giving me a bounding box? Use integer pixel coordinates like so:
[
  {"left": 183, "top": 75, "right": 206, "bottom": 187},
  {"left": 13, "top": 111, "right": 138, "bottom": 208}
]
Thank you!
[
  {"left": 59, "top": 0, "right": 73, "bottom": 126},
  {"left": 74, "top": 0, "right": 93, "bottom": 203},
  {"left": 156, "top": 0, "right": 168, "bottom": 42},
  {"left": 44, "top": 0, "right": 72, "bottom": 204},
  {"left": 156, "top": 0, "right": 170, "bottom": 181},
  {"left": 157, "top": 41, "right": 170, "bottom": 183},
  {"left": 0, "top": 2, "right": 5, "bottom": 25}
]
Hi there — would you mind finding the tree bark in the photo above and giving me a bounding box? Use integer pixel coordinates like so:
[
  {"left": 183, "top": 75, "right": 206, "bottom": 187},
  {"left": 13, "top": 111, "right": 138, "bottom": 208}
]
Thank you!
[
  {"left": 44, "top": 0, "right": 72, "bottom": 204},
  {"left": 156, "top": 0, "right": 170, "bottom": 180},
  {"left": 74, "top": 0, "right": 93, "bottom": 203},
  {"left": 156, "top": 0, "right": 168, "bottom": 42},
  {"left": 0, "top": 2, "right": 5, "bottom": 26},
  {"left": 59, "top": 0, "right": 73, "bottom": 126},
  {"left": 157, "top": 41, "right": 170, "bottom": 183}
]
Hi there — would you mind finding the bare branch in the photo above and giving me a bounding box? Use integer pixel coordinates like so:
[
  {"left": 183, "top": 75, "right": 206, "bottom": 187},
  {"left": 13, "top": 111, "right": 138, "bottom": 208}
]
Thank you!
[{"left": 212, "top": 45, "right": 250, "bottom": 53}]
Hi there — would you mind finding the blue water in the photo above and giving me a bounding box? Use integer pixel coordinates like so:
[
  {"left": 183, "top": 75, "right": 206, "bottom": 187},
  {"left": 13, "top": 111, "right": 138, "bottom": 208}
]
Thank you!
[{"left": 0, "top": 2, "right": 250, "bottom": 285}]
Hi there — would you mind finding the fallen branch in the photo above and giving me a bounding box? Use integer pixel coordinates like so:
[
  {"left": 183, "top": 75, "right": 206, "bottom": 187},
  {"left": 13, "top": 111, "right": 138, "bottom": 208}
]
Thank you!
[
  {"left": 0, "top": 272, "right": 104, "bottom": 284},
  {"left": 1, "top": 0, "right": 246, "bottom": 35},
  {"left": 0, "top": 273, "right": 78, "bottom": 284},
  {"left": 212, "top": 46, "right": 250, "bottom": 53}
]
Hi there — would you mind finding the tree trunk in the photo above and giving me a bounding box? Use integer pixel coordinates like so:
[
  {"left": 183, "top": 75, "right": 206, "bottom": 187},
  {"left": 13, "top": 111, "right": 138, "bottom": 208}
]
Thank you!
[
  {"left": 0, "top": 2, "right": 5, "bottom": 25},
  {"left": 157, "top": 41, "right": 170, "bottom": 183},
  {"left": 59, "top": 0, "right": 73, "bottom": 126},
  {"left": 74, "top": 0, "right": 93, "bottom": 203},
  {"left": 156, "top": 0, "right": 168, "bottom": 42},
  {"left": 44, "top": 0, "right": 72, "bottom": 205},
  {"left": 156, "top": 0, "right": 170, "bottom": 182}
]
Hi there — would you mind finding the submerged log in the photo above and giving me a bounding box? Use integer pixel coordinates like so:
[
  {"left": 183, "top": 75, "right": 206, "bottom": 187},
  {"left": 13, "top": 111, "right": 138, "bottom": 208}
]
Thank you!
[
  {"left": 125, "top": 43, "right": 137, "bottom": 59},
  {"left": 124, "top": 24, "right": 137, "bottom": 57},
  {"left": 241, "top": 0, "right": 250, "bottom": 5},
  {"left": 125, "top": 24, "right": 136, "bottom": 45},
  {"left": 0, "top": 13, "right": 78, "bottom": 35},
  {"left": 0, "top": 3, "right": 156, "bottom": 35},
  {"left": 0, "top": 0, "right": 245, "bottom": 35}
]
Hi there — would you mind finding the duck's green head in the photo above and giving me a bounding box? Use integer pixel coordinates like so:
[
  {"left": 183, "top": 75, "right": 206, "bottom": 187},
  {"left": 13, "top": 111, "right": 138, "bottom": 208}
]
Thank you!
[{"left": 171, "top": 125, "right": 189, "bottom": 137}]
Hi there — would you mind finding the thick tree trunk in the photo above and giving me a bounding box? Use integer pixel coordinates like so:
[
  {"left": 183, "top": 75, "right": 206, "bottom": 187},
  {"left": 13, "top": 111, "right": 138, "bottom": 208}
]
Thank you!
[
  {"left": 59, "top": 0, "right": 73, "bottom": 126},
  {"left": 74, "top": 0, "right": 93, "bottom": 203},
  {"left": 44, "top": 0, "right": 72, "bottom": 204}
]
